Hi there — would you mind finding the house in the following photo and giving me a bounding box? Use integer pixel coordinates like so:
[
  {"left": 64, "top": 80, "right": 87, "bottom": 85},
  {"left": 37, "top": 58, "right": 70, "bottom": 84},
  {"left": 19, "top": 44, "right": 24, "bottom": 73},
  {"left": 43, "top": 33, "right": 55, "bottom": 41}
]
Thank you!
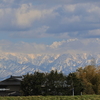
[{"left": 0, "top": 75, "right": 22, "bottom": 96}]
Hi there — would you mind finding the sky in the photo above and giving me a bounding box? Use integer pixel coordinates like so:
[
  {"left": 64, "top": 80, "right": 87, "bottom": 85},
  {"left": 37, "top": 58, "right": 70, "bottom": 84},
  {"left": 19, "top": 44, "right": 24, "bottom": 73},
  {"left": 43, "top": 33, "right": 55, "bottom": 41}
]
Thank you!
[{"left": 0, "top": 0, "right": 100, "bottom": 54}]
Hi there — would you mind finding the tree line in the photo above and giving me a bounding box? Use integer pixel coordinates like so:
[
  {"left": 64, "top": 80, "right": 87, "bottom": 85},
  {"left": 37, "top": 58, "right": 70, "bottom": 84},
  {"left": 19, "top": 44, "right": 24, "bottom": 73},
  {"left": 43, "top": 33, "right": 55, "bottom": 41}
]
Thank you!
[{"left": 20, "top": 65, "right": 100, "bottom": 96}]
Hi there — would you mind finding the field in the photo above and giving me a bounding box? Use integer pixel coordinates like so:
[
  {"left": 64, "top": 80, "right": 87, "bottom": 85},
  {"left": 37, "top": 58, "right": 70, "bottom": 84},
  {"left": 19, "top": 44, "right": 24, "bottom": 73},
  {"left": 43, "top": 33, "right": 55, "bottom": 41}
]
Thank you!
[{"left": 0, "top": 95, "right": 100, "bottom": 100}]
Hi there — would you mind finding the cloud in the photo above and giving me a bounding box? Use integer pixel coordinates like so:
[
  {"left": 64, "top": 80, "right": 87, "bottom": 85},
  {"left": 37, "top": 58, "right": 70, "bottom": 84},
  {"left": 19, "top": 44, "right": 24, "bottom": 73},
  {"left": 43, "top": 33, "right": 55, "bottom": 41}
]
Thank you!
[
  {"left": 15, "top": 4, "right": 42, "bottom": 27},
  {"left": 63, "top": 4, "right": 76, "bottom": 12},
  {"left": 46, "top": 2, "right": 100, "bottom": 38},
  {"left": 0, "top": 0, "right": 100, "bottom": 40},
  {"left": 14, "top": 3, "right": 58, "bottom": 28},
  {"left": 10, "top": 26, "right": 51, "bottom": 38},
  {"left": 3, "top": 0, "right": 14, "bottom": 3},
  {"left": 50, "top": 40, "right": 66, "bottom": 49},
  {"left": 61, "top": 16, "right": 80, "bottom": 24},
  {"left": 1, "top": 0, "right": 100, "bottom": 56},
  {"left": 0, "top": 38, "right": 100, "bottom": 55},
  {"left": 88, "top": 29, "right": 100, "bottom": 38}
]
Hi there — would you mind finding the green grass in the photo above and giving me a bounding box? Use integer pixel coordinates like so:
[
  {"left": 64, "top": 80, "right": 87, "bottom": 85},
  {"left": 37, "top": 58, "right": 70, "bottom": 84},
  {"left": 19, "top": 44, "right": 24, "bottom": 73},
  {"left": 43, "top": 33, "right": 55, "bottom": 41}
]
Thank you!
[{"left": 0, "top": 95, "right": 100, "bottom": 100}]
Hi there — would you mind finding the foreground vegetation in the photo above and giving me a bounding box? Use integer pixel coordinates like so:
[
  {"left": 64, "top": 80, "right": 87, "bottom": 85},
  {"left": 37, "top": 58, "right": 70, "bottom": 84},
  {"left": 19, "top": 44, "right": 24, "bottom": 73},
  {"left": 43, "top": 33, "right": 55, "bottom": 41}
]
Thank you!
[
  {"left": 0, "top": 95, "right": 100, "bottom": 100},
  {"left": 21, "top": 65, "right": 100, "bottom": 95},
  {"left": 21, "top": 70, "right": 84, "bottom": 96}
]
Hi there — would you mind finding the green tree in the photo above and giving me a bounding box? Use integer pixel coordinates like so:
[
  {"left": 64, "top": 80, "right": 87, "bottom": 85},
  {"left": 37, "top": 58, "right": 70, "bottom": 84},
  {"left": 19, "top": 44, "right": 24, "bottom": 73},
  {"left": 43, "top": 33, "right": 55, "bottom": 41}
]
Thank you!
[
  {"left": 20, "top": 73, "right": 33, "bottom": 95},
  {"left": 66, "top": 73, "right": 84, "bottom": 95},
  {"left": 44, "top": 70, "right": 67, "bottom": 95},
  {"left": 20, "top": 71, "right": 46, "bottom": 96}
]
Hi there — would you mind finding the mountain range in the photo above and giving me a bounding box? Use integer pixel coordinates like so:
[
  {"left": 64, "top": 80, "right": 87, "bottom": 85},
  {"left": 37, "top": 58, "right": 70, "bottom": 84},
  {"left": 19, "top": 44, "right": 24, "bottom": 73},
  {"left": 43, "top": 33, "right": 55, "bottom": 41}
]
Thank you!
[{"left": 0, "top": 52, "right": 99, "bottom": 80}]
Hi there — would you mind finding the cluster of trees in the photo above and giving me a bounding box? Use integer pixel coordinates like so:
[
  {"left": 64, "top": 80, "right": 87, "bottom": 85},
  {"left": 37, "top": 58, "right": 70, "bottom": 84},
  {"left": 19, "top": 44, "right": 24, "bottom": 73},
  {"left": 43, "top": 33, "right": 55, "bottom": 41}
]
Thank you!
[
  {"left": 76, "top": 65, "right": 100, "bottom": 94},
  {"left": 20, "top": 70, "right": 84, "bottom": 96},
  {"left": 20, "top": 65, "right": 100, "bottom": 96}
]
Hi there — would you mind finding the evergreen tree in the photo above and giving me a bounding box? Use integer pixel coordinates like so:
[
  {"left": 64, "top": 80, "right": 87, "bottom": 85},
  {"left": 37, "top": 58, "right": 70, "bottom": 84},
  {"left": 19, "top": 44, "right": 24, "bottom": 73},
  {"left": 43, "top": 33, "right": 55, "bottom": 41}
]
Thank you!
[
  {"left": 20, "top": 73, "right": 33, "bottom": 95},
  {"left": 20, "top": 71, "right": 46, "bottom": 96},
  {"left": 66, "top": 73, "right": 84, "bottom": 95},
  {"left": 44, "top": 70, "right": 67, "bottom": 95}
]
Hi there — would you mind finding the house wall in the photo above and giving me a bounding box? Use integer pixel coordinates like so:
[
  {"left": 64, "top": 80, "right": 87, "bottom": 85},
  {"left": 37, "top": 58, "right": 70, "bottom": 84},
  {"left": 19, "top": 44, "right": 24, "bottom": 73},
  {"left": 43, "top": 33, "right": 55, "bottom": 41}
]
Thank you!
[
  {"left": 7, "top": 85, "right": 20, "bottom": 92},
  {"left": 0, "top": 85, "right": 21, "bottom": 96}
]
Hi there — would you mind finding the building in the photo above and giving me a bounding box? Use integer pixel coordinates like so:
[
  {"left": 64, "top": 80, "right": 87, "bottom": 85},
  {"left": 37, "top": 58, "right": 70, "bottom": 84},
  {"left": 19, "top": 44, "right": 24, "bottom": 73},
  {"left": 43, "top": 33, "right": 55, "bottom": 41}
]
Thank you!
[{"left": 0, "top": 76, "right": 22, "bottom": 96}]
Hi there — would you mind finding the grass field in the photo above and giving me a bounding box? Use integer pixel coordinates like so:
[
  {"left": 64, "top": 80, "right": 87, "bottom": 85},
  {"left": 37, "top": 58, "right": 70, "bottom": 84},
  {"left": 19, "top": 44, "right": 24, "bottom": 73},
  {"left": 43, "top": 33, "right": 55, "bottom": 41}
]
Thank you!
[{"left": 0, "top": 95, "right": 100, "bottom": 100}]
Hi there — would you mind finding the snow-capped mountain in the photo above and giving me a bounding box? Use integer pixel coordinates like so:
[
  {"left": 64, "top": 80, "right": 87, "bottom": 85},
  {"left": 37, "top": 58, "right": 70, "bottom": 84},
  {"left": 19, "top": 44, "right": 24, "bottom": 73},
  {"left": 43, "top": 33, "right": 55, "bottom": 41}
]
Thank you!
[{"left": 0, "top": 52, "right": 99, "bottom": 80}]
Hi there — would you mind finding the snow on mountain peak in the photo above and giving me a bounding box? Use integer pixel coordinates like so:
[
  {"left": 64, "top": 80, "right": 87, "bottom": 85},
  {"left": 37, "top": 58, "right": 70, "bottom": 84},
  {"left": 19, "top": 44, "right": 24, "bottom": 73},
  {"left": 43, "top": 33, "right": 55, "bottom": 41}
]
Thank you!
[
  {"left": 0, "top": 38, "right": 100, "bottom": 80},
  {"left": 0, "top": 52, "right": 99, "bottom": 80}
]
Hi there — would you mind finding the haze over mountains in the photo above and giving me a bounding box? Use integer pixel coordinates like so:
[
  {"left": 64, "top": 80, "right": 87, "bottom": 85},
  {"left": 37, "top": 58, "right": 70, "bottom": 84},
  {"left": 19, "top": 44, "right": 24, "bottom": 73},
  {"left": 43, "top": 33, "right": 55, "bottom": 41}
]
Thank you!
[{"left": 0, "top": 38, "right": 100, "bottom": 80}]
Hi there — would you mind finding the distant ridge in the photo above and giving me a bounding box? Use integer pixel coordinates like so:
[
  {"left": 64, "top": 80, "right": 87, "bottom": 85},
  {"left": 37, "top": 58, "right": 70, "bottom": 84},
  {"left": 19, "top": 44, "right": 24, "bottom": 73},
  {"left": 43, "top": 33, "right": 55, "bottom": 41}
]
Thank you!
[{"left": 0, "top": 52, "right": 99, "bottom": 80}]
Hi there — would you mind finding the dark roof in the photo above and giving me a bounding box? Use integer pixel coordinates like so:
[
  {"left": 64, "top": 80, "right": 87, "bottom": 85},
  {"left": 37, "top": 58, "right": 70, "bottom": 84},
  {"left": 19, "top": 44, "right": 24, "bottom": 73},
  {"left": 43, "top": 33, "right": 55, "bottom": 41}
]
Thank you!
[
  {"left": 0, "top": 75, "right": 22, "bottom": 85},
  {"left": 9, "top": 75, "right": 22, "bottom": 81}
]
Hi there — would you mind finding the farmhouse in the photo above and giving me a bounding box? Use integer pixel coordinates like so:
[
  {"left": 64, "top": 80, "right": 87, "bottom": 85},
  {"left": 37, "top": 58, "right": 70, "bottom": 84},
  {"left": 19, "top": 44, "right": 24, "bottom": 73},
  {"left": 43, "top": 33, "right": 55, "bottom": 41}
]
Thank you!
[{"left": 0, "top": 75, "right": 22, "bottom": 96}]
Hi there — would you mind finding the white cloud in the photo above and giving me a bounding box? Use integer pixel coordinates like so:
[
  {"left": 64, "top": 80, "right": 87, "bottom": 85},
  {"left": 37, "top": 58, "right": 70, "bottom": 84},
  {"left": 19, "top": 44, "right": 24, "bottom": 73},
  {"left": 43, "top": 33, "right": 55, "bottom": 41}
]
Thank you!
[
  {"left": 88, "top": 5, "right": 100, "bottom": 13},
  {"left": 10, "top": 25, "right": 50, "bottom": 38},
  {"left": 15, "top": 4, "right": 58, "bottom": 27},
  {"left": 50, "top": 40, "right": 66, "bottom": 49},
  {"left": 64, "top": 4, "right": 76, "bottom": 12},
  {"left": 15, "top": 4, "right": 42, "bottom": 27},
  {"left": 61, "top": 16, "right": 80, "bottom": 24},
  {"left": 88, "top": 29, "right": 100, "bottom": 36},
  {"left": 1, "top": 38, "right": 100, "bottom": 55},
  {"left": 3, "top": 0, "right": 14, "bottom": 3},
  {"left": 0, "top": 0, "right": 100, "bottom": 40}
]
